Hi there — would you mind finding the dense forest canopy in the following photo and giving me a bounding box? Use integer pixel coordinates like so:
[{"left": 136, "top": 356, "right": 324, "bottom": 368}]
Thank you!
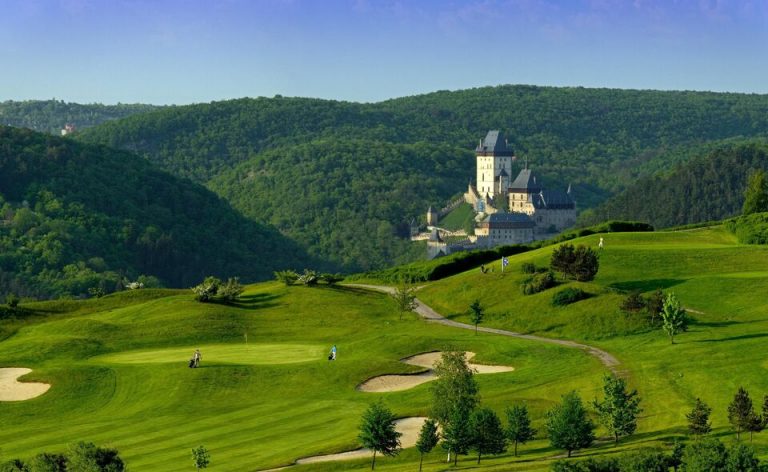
[
  {"left": 580, "top": 141, "right": 768, "bottom": 228},
  {"left": 0, "top": 100, "right": 160, "bottom": 135},
  {"left": 75, "top": 85, "right": 768, "bottom": 271},
  {"left": 0, "top": 126, "right": 309, "bottom": 299}
]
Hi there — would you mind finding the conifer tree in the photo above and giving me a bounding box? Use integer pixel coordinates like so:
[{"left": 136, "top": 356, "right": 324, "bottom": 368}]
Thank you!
[
  {"left": 728, "top": 387, "right": 757, "bottom": 441},
  {"left": 593, "top": 374, "right": 642, "bottom": 444},
  {"left": 468, "top": 407, "right": 506, "bottom": 464},
  {"left": 506, "top": 403, "right": 536, "bottom": 456},
  {"left": 686, "top": 398, "right": 712, "bottom": 437}
]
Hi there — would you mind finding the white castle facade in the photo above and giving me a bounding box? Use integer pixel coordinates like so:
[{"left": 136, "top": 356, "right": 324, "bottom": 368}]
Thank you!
[{"left": 427, "top": 130, "right": 576, "bottom": 259}]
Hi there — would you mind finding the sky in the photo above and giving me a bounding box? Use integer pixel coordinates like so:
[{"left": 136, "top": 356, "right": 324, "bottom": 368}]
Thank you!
[{"left": 2, "top": 0, "right": 767, "bottom": 104}]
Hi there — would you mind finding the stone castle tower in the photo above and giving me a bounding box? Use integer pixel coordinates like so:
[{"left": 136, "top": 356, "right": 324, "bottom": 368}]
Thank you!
[{"left": 475, "top": 130, "right": 514, "bottom": 200}]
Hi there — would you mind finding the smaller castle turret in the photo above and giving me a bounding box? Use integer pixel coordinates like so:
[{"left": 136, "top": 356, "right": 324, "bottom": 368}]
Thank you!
[{"left": 426, "top": 206, "right": 439, "bottom": 226}]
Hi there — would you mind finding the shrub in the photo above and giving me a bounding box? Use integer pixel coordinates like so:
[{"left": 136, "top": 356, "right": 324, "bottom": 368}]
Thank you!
[
  {"left": 522, "top": 271, "right": 556, "bottom": 295},
  {"left": 274, "top": 270, "right": 299, "bottom": 286},
  {"left": 521, "top": 262, "right": 537, "bottom": 274},
  {"left": 6, "top": 293, "right": 20, "bottom": 308},
  {"left": 320, "top": 273, "right": 344, "bottom": 285},
  {"left": 218, "top": 277, "right": 244, "bottom": 301},
  {"left": 551, "top": 244, "right": 599, "bottom": 281},
  {"left": 725, "top": 212, "right": 768, "bottom": 244},
  {"left": 192, "top": 276, "right": 221, "bottom": 302},
  {"left": 620, "top": 291, "right": 646, "bottom": 313},
  {"left": 552, "top": 287, "right": 588, "bottom": 306},
  {"left": 298, "top": 269, "right": 318, "bottom": 286}
]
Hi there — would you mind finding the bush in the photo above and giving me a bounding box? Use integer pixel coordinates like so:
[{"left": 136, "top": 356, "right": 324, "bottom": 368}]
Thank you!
[
  {"left": 274, "top": 270, "right": 299, "bottom": 286},
  {"left": 298, "top": 269, "right": 318, "bottom": 286},
  {"left": 551, "top": 244, "right": 599, "bottom": 281},
  {"left": 522, "top": 271, "right": 556, "bottom": 295},
  {"left": 725, "top": 212, "right": 768, "bottom": 244},
  {"left": 218, "top": 277, "right": 244, "bottom": 301},
  {"left": 192, "top": 276, "right": 221, "bottom": 302},
  {"left": 320, "top": 273, "right": 344, "bottom": 285},
  {"left": 552, "top": 287, "right": 588, "bottom": 306},
  {"left": 521, "top": 262, "right": 537, "bottom": 274},
  {"left": 620, "top": 291, "right": 646, "bottom": 313},
  {"left": 6, "top": 293, "right": 19, "bottom": 308}
]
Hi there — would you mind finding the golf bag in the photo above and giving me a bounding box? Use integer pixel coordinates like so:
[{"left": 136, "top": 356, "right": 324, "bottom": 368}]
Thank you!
[{"left": 189, "top": 359, "right": 195, "bottom": 368}]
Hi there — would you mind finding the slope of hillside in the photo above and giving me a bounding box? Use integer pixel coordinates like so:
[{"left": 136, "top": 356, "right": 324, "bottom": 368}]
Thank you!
[
  {"left": 581, "top": 141, "right": 768, "bottom": 228},
  {"left": 0, "top": 100, "right": 159, "bottom": 135},
  {"left": 77, "top": 85, "right": 768, "bottom": 271},
  {"left": 0, "top": 126, "right": 310, "bottom": 298}
]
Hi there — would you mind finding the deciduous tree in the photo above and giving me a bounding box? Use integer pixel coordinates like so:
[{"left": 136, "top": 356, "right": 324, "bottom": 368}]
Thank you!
[
  {"left": 505, "top": 403, "right": 536, "bottom": 456},
  {"left": 660, "top": 292, "right": 688, "bottom": 344},
  {"left": 743, "top": 168, "right": 768, "bottom": 215},
  {"left": 593, "top": 374, "right": 642, "bottom": 444},
  {"left": 191, "top": 445, "right": 210, "bottom": 471},
  {"left": 358, "top": 402, "right": 401, "bottom": 470},
  {"left": 390, "top": 281, "right": 417, "bottom": 321},
  {"left": 415, "top": 418, "right": 439, "bottom": 472},
  {"left": 468, "top": 299, "right": 484, "bottom": 333},
  {"left": 546, "top": 391, "right": 595, "bottom": 457}
]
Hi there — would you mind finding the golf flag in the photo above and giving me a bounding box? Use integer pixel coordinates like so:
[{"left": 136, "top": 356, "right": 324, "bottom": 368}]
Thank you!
[{"left": 501, "top": 256, "right": 509, "bottom": 272}]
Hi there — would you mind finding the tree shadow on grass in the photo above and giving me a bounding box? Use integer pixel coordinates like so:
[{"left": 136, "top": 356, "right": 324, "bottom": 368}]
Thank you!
[
  {"left": 694, "top": 332, "right": 768, "bottom": 343},
  {"left": 608, "top": 278, "right": 688, "bottom": 292},
  {"left": 212, "top": 292, "right": 281, "bottom": 310}
]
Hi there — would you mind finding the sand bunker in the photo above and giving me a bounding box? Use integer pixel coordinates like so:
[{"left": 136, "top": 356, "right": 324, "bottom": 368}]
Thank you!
[
  {"left": 296, "top": 417, "right": 428, "bottom": 465},
  {"left": 0, "top": 368, "right": 50, "bottom": 401},
  {"left": 358, "top": 351, "right": 513, "bottom": 393}
]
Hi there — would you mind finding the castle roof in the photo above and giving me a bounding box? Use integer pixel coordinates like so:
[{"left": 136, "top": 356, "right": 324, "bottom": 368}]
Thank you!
[
  {"left": 498, "top": 168, "right": 509, "bottom": 177},
  {"left": 481, "top": 212, "right": 535, "bottom": 229},
  {"left": 509, "top": 169, "right": 541, "bottom": 193},
  {"left": 532, "top": 189, "right": 576, "bottom": 210},
  {"left": 476, "top": 130, "right": 514, "bottom": 157}
]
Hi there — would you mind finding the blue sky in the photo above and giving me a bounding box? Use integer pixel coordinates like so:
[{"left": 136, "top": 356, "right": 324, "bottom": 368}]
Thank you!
[{"left": 2, "top": 0, "right": 767, "bottom": 104}]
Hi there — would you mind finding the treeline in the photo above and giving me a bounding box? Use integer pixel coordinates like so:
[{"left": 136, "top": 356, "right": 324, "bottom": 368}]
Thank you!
[
  {"left": 76, "top": 85, "right": 768, "bottom": 271},
  {"left": 0, "top": 126, "right": 309, "bottom": 299},
  {"left": 0, "top": 100, "right": 159, "bottom": 135},
  {"left": 581, "top": 142, "right": 768, "bottom": 228}
]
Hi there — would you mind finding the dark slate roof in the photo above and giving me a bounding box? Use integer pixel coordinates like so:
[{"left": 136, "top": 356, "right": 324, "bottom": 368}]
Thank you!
[
  {"left": 476, "top": 130, "right": 514, "bottom": 156},
  {"left": 498, "top": 168, "right": 509, "bottom": 177},
  {"left": 509, "top": 169, "right": 541, "bottom": 193},
  {"left": 533, "top": 190, "right": 576, "bottom": 210},
  {"left": 483, "top": 212, "right": 535, "bottom": 229},
  {"left": 428, "top": 228, "right": 443, "bottom": 242}
]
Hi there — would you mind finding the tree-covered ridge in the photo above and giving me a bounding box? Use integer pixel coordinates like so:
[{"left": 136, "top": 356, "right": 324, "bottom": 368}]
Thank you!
[
  {"left": 210, "top": 138, "right": 469, "bottom": 271},
  {"left": 0, "top": 100, "right": 160, "bottom": 135},
  {"left": 0, "top": 126, "right": 309, "bottom": 299},
  {"left": 77, "top": 85, "right": 768, "bottom": 271},
  {"left": 80, "top": 85, "right": 768, "bottom": 195},
  {"left": 580, "top": 142, "right": 768, "bottom": 229}
]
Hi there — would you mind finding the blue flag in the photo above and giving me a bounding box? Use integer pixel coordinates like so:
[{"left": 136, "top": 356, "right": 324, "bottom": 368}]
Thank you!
[{"left": 502, "top": 257, "right": 509, "bottom": 270}]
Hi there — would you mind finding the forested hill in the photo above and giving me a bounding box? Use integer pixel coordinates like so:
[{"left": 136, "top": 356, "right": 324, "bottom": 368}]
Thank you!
[
  {"left": 0, "top": 126, "right": 310, "bottom": 299},
  {"left": 579, "top": 141, "right": 768, "bottom": 229},
  {"left": 0, "top": 100, "right": 160, "bottom": 135},
  {"left": 77, "top": 85, "right": 768, "bottom": 271}
]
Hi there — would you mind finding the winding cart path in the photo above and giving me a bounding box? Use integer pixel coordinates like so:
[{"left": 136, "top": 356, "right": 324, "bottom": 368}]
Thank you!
[{"left": 346, "top": 283, "right": 621, "bottom": 373}]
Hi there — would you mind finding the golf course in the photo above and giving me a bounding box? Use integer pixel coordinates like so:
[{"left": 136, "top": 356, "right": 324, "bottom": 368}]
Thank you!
[{"left": 2, "top": 225, "right": 768, "bottom": 470}]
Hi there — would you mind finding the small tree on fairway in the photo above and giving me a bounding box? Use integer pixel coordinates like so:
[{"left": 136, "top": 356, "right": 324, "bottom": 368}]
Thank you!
[
  {"left": 469, "top": 299, "right": 484, "bottom": 334},
  {"left": 728, "top": 387, "right": 757, "bottom": 441},
  {"left": 686, "top": 398, "right": 712, "bottom": 437},
  {"left": 469, "top": 407, "right": 506, "bottom": 464},
  {"left": 506, "top": 404, "right": 536, "bottom": 457},
  {"left": 660, "top": 292, "right": 688, "bottom": 344},
  {"left": 593, "top": 374, "right": 642, "bottom": 444},
  {"left": 441, "top": 407, "right": 472, "bottom": 466},
  {"left": 191, "top": 445, "right": 210, "bottom": 471},
  {"left": 274, "top": 270, "right": 298, "bottom": 286},
  {"left": 390, "top": 281, "right": 417, "bottom": 321},
  {"left": 415, "top": 418, "right": 439, "bottom": 472},
  {"left": 546, "top": 391, "right": 595, "bottom": 457},
  {"left": 358, "top": 402, "right": 401, "bottom": 470}
]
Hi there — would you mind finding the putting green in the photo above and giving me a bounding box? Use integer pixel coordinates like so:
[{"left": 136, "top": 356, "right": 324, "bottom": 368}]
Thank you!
[{"left": 95, "top": 343, "right": 325, "bottom": 365}]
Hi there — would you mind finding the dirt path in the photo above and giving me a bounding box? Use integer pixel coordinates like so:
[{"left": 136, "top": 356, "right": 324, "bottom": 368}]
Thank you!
[{"left": 345, "top": 284, "right": 621, "bottom": 373}]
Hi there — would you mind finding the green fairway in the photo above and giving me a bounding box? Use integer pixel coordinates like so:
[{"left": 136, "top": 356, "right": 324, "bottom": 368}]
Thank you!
[
  {"left": 97, "top": 343, "right": 324, "bottom": 365},
  {"left": 4, "top": 226, "right": 768, "bottom": 470}
]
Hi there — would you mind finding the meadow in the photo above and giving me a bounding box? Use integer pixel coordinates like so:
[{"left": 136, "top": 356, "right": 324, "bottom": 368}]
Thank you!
[{"left": 2, "top": 225, "right": 768, "bottom": 470}]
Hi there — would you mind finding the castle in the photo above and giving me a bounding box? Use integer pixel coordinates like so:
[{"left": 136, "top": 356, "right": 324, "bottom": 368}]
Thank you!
[{"left": 427, "top": 130, "right": 576, "bottom": 259}]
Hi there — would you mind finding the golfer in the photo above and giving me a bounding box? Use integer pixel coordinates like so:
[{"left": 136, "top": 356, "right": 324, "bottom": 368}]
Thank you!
[
  {"left": 330, "top": 345, "right": 337, "bottom": 361},
  {"left": 193, "top": 349, "right": 202, "bottom": 367}
]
